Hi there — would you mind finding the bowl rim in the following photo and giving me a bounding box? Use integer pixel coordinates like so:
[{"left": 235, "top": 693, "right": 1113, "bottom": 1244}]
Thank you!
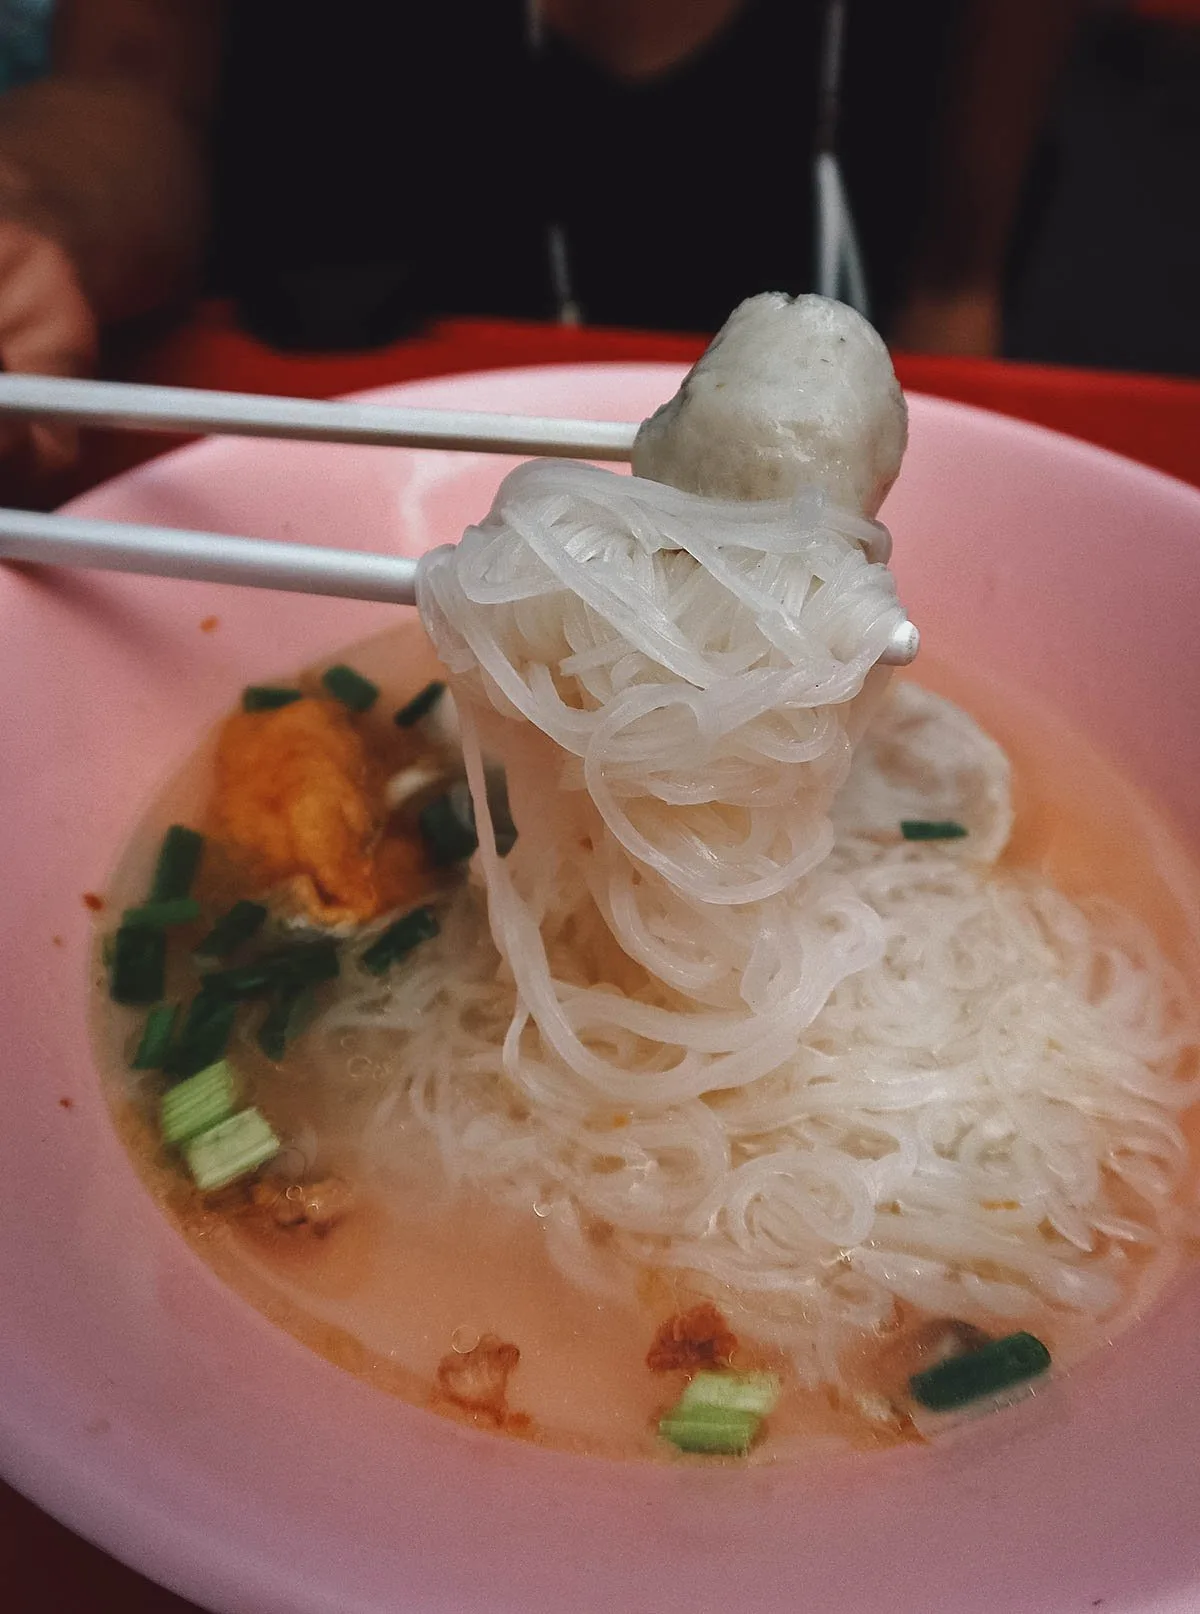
[{"left": 3, "top": 363, "right": 1200, "bottom": 1614}]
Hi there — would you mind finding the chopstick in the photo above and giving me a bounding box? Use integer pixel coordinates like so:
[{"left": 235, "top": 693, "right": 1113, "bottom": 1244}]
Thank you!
[
  {"left": 0, "top": 505, "right": 921, "bottom": 665},
  {"left": 0, "top": 507, "right": 419, "bottom": 604},
  {"left": 0, "top": 373, "right": 640, "bottom": 460}
]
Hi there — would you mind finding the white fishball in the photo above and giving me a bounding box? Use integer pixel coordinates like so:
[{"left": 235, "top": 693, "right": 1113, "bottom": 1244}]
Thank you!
[{"left": 632, "top": 292, "right": 907, "bottom": 517}]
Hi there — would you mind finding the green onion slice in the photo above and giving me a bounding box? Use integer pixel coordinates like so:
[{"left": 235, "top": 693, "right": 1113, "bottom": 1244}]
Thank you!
[
  {"left": 149, "top": 825, "right": 205, "bottom": 901},
  {"left": 658, "top": 1371, "right": 778, "bottom": 1455},
  {"left": 360, "top": 906, "right": 440, "bottom": 976},
  {"left": 393, "top": 680, "right": 445, "bottom": 727},
  {"left": 419, "top": 791, "right": 478, "bottom": 867},
  {"left": 132, "top": 1002, "right": 179, "bottom": 1070},
  {"left": 195, "top": 900, "right": 268, "bottom": 961},
  {"left": 659, "top": 1408, "right": 761, "bottom": 1455},
  {"left": 202, "top": 938, "right": 340, "bottom": 999},
  {"left": 677, "top": 1371, "right": 780, "bottom": 1418},
  {"left": 321, "top": 663, "right": 379, "bottom": 713},
  {"left": 183, "top": 1107, "right": 280, "bottom": 1191},
  {"left": 163, "top": 990, "right": 239, "bottom": 1078},
  {"left": 257, "top": 984, "right": 316, "bottom": 1062},
  {"left": 909, "top": 1330, "right": 1051, "bottom": 1411},
  {"left": 110, "top": 926, "right": 167, "bottom": 1006},
  {"left": 121, "top": 897, "right": 202, "bottom": 930},
  {"left": 900, "top": 819, "right": 969, "bottom": 842},
  {"left": 161, "top": 1059, "right": 238, "bottom": 1147},
  {"left": 242, "top": 686, "right": 303, "bottom": 712},
  {"left": 481, "top": 771, "right": 518, "bottom": 858}
]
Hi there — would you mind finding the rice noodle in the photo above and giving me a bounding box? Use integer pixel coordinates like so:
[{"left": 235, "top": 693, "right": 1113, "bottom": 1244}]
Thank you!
[{"left": 307, "top": 458, "right": 1199, "bottom": 1385}]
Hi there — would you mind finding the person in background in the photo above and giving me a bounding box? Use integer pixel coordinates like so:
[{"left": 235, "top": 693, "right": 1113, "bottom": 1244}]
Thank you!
[
  {"left": 0, "top": 0, "right": 1083, "bottom": 469},
  {"left": 1006, "top": 0, "right": 1200, "bottom": 375}
]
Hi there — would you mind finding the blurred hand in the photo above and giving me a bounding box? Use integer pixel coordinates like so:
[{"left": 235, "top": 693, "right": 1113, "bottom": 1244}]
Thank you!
[
  {"left": 0, "top": 218, "right": 97, "bottom": 469},
  {"left": 891, "top": 286, "right": 1002, "bottom": 359}
]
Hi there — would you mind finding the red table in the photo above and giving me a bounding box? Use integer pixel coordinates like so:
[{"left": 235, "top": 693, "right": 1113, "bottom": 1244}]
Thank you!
[
  {"left": 38, "top": 303, "right": 1200, "bottom": 499},
  {"left": 4, "top": 310, "right": 1200, "bottom": 1613}
]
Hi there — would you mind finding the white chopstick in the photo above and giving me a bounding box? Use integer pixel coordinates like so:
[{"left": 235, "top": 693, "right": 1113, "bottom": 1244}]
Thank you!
[
  {"left": 0, "top": 505, "right": 921, "bottom": 665},
  {"left": 0, "top": 373, "right": 639, "bottom": 459},
  {"left": 0, "top": 507, "right": 419, "bottom": 604}
]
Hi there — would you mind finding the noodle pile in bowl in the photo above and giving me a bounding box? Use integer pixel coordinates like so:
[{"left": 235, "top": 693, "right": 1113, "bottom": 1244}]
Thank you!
[{"left": 307, "top": 296, "right": 1199, "bottom": 1393}]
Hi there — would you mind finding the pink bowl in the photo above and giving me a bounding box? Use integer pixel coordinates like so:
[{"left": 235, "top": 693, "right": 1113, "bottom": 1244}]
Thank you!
[{"left": 2, "top": 365, "right": 1199, "bottom": 1614}]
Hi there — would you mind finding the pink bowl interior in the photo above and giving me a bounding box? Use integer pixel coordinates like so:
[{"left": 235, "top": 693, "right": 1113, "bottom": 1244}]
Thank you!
[{"left": 2, "top": 365, "right": 1199, "bottom": 1614}]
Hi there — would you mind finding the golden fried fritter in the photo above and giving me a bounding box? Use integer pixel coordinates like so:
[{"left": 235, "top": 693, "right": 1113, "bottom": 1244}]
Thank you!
[{"left": 212, "top": 697, "right": 428, "bottom": 925}]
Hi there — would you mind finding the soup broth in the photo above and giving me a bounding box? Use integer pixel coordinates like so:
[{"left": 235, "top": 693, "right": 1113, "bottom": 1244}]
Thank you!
[{"left": 92, "top": 622, "right": 1200, "bottom": 1462}]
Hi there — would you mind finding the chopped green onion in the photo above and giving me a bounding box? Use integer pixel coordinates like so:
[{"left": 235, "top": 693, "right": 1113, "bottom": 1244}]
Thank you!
[
  {"left": 257, "top": 984, "right": 316, "bottom": 1062},
  {"left": 909, "top": 1330, "right": 1051, "bottom": 1411},
  {"left": 195, "top": 900, "right": 268, "bottom": 961},
  {"left": 132, "top": 1003, "right": 179, "bottom": 1070},
  {"left": 360, "top": 906, "right": 440, "bottom": 976},
  {"left": 242, "top": 686, "right": 302, "bottom": 712},
  {"left": 677, "top": 1371, "right": 780, "bottom": 1418},
  {"left": 487, "top": 775, "right": 518, "bottom": 859},
  {"left": 161, "top": 1059, "right": 237, "bottom": 1146},
  {"left": 163, "top": 990, "right": 239, "bottom": 1078},
  {"left": 121, "top": 897, "right": 202, "bottom": 930},
  {"left": 658, "top": 1371, "right": 778, "bottom": 1456},
  {"left": 183, "top": 1107, "right": 280, "bottom": 1191},
  {"left": 202, "top": 938, "right": 340, "bottom": 1000},
  {"left": 393, "top": 680, "right": 445, "bottom": 727},
  {"left": 149, "top": 825, "right": 204, "bottom": 901},
  {"left": 659, "top": 1408, "right": 761, "bottom": 1456},
  {"left": 456, "top": 774, "right": 518, "bottom": 858},
  {"left": 110, "top": 926, "right": 166, "bottom": 1005},
  {"left": 278, "top": 939, "right": 341, "bottom": 988},
  {"left": 321, "top": 663, "right": 378, "bottom": 713},
  {"left": 900, "top": 819, "right": 969, "bottom": 842},
  {"left": 419, "top": 792, "right": 478, "bottom": 866}
]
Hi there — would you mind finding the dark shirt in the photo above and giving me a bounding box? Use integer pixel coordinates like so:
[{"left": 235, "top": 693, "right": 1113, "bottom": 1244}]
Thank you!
[{"left": 209, "top": 0, "right": 958, "bottom": 347}]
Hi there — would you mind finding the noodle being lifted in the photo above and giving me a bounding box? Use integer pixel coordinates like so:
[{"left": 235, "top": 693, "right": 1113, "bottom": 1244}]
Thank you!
[
  {"left": 414, "top": 298, "right": 910, "bottom": 1202},
  {"left": 99, "top": 294, "right": 1200, "bottom": 1457},
  {"left": 411, "top": 292, "right": 1196, "bottom": 1398},
  {"left": 410, "top": 293, "right": 1195, "bottom": 1400}
]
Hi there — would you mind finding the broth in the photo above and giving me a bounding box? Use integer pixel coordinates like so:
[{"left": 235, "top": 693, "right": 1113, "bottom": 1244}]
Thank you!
[{"left": 91, "top": 623, "right": 1200, "bottom": 1462}]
